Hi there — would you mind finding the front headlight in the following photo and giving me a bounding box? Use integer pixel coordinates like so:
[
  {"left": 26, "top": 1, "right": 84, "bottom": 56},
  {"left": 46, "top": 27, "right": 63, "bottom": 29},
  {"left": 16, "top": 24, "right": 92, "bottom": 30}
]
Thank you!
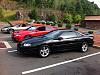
[
  {"left": 2, "top": 28, "right": 8, "bottom": 30},
  {"left": 16, "top": 34, "right": 21, "bottom": 36},
  {"left": 23, "top": 43, "right": 31, "bottom": 47}
]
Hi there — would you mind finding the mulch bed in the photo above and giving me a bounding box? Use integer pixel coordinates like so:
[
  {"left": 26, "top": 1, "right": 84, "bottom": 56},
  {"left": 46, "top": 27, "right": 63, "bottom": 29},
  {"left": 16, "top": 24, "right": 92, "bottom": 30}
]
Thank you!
[
  {"left": 0, "top": 42, "right": 6, "bottom": 48},
  {"left": 94, "top": 34, "right": 100, "bottom": 46}
]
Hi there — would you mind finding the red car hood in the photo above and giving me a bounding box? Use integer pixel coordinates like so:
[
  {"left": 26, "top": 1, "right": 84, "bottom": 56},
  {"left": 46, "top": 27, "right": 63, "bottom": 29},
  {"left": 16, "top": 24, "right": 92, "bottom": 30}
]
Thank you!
[{"left": 13, "top": 30, "right": 31, "bottom": 35}]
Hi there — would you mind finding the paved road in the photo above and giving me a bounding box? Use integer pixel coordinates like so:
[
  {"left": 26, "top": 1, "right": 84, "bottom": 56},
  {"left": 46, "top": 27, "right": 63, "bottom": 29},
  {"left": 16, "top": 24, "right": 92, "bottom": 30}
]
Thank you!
[{"left": 0, "top": 27, "right": 100, "bottom": 75}]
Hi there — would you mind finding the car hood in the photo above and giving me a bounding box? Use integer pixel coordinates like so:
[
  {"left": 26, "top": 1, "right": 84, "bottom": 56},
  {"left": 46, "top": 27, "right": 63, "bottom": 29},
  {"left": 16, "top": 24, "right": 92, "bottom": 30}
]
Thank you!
[
  {"left": 14, "top": 30, "right": 31, "bottom": 35},
  {"left": 22, "top": 36, "right": 50, "bottom": 44},
  {"left": 2, "top": 26, "right": 11, "bottom": 29}
]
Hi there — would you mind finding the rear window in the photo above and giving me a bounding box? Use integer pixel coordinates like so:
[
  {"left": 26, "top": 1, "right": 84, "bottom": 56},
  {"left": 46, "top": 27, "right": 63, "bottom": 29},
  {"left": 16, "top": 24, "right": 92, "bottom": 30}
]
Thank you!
[
  {"left": 60, "top": 31, "right": 77, "bottom": 38},
  {"left": 46, "top": 27, "right": 53, "bottom": 31}
]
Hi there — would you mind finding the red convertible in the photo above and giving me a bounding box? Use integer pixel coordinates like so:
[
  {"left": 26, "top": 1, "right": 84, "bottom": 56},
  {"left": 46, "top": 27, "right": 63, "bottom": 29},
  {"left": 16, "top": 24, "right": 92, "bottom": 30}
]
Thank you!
[{"left": 12, "top": 25, "right": 58, "bottom": 42}]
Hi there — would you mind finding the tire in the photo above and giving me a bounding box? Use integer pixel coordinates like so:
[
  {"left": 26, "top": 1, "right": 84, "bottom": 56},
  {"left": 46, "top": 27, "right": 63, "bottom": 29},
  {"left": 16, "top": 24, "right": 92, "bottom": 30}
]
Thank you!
[
  {"left": 9, "top": 29, "right": 14, "bottom": 34},
  {"left": 24, "top": 35, "right": 31, "bottom": 40},
  {"left": 81, "top": 42, "right": 88, "bottom": 52},
  {"left": 38, "top": 45, "right": 50, "bottom": 58}
]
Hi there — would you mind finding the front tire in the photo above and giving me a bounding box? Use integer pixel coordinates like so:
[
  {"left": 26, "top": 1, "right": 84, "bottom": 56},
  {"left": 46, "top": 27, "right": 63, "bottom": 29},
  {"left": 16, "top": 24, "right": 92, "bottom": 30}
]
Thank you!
[
  {"left": 81, "top": 42, "right": 88, "bottom": 52},
  {"left": 38, "top": 45, "right": 50, "bottom": 58},
  {"left": 9, "top": 29, "right": 14, "bottom": 34}
]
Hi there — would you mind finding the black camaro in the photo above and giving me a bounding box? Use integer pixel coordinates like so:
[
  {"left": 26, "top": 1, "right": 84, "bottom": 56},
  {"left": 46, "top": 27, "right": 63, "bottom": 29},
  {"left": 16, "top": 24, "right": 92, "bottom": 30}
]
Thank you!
[{"left": 17, "top": 29, "right": 94, "bottom": 58}]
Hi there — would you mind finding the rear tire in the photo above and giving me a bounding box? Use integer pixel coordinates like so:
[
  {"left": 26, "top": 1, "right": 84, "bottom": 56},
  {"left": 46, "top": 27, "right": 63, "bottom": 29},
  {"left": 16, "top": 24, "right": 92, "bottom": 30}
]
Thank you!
[
  {"left": 38, "top": 45, "right": 50, "bottom": 58},
  {"left": 81, "top": 42, "right": 88, "bottom": 52}
]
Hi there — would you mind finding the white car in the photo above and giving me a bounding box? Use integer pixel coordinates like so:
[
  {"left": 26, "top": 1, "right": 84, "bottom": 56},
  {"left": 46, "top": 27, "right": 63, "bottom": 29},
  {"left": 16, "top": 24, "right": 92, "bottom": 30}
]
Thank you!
[{"left": 1, "top": 24, "right": 30, "bottom": 33}]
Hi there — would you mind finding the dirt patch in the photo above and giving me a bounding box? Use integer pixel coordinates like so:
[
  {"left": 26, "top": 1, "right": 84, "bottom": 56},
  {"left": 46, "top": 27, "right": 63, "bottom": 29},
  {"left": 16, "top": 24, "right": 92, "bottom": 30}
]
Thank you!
[
  {"left": 0, "top": 42, "right": 6, "bottom": 48},
  {"left": 94, "top": 34, "right": 100, "bottom": 46}
]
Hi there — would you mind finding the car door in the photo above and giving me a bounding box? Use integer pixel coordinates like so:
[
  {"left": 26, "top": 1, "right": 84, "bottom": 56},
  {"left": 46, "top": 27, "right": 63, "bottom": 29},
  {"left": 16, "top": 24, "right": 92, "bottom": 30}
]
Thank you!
[
  {"left": 52, "top": 31, "right": 79, "bottom": 51},
  {"left": 30, "top": 26, "right": 49, "bottom": 36}
]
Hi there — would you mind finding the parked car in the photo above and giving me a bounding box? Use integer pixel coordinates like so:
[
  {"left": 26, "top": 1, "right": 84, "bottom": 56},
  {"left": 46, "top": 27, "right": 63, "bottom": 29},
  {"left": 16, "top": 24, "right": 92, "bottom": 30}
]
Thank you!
[
  {"left": 1, "top": 24, "right": 30, "bottom": 33},
  {"left": 12, "top": 25, "right": 58, "bottom": 42},
  {"left": 17, "top": 29, "right": 94, "bottom": 58}
]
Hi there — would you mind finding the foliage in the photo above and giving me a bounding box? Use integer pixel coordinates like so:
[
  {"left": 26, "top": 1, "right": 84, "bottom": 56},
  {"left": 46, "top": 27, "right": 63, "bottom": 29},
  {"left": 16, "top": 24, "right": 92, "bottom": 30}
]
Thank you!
[
  {"left": 47, "top": 14, "right": 56, "bottom": 21},
  {"left": 15, "top": 0, "right": 100, "bottom": 16},
  {"left": 88, "top": 31, "right": 94, "bottom": 34},
  {"left": 1, "top": 0, "right": 100, "bottom": 22},
  {"left": 0, "top": 14, "right": 16, "bottom": 22},
  {"left": 0, "top": 6, "right": 4, "bottom": 18},
  {"left": 65, "top": 23, "right": 72, "bottom": 29},
  {"left": 28, "top": 9, "right": 38, "bottom": 20},
  {"left": 0, "top": 9, "right": 16, "bottom": 22},
  {"left": 73, "top": 14, "right": 82, "bottom": 23},
  {"left": 74, "top": 27, "right": 78, "bottom": 31},
  {"left": 62, "top": 14, "right": 73, "bottom": 23}
]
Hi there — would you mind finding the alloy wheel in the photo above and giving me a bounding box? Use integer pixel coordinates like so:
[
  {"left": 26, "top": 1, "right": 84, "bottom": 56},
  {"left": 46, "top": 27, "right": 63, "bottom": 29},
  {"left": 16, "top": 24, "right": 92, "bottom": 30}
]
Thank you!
[
  {"left": 81, "top": 42, "right": 88, "bottom": 52},
  {"left": 39, "top": 45, "right": 50, "bottom": 58}
]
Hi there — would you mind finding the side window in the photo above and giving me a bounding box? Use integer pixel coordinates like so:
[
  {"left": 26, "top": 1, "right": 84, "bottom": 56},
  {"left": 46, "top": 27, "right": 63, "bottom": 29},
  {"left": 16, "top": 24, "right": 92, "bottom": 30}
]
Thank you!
[
  {"left": 76, "top": 32, "right": 84, "bottom": 37},
  {"left": 60, "top": 31, "right": 77, "bottom": 38},
  {"left": 37, "top": 26, "right": 46, "bottom": 31}
]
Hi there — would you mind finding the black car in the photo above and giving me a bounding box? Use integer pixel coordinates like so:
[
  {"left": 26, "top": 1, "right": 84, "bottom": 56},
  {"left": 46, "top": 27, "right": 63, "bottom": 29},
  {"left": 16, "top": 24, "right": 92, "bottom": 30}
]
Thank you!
[{"left": 17, "top": 29, "right": 94, "bottom": 58}]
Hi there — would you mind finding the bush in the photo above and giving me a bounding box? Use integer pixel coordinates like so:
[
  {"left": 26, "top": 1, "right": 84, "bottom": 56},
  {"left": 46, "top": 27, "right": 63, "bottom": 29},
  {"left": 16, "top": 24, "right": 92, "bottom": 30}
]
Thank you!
[
  {"left": 28, "top": 9, "right": 38, "bottom": 20},
  {"left": 62, "top": 14, "right": 73, "bottom": 23},
  {"left": 88, "top": 31, "right": 93, "bottom": 34},
  {"left": 47, "top": 15, "right": 56, "bottom": 21},
  {"left": 74, "top": 27, "right": 78, "bottom": 31},
  {"left": 36, "top": 21, "right": 41, "bottom": 24},
  {"left": 41, "top": 22, "right": 46, "bottom": 24},
  {"left": 0, "top": 15, "right": 16, "bottom": 22},
  {"left": 51, "top": 23, "right": 56, "bottom": 26},
  {"left": 66, "top": 23, "right": 72, "bottom": 29},
  {"left": 46, "top": 21, "right": 51, "bottom": 25}
]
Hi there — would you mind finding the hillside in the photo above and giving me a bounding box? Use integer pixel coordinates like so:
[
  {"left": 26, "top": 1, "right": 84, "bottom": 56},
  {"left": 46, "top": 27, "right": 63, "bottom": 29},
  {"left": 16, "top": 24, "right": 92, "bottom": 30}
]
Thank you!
[{"left": 0, "top": 0, "right": 100, "bottom": 22}]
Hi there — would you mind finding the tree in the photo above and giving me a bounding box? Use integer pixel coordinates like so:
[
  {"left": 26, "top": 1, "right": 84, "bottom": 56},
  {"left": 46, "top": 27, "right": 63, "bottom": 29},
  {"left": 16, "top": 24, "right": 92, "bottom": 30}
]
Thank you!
[
  {"left": 73, "top": 14, "right": 82, "bottom": 23},
  {"left": 28, "top": 9, "right": 38, "bottom": 20},
  {"left": 75, "top": 0, "right": 83, "bottom": 15},
  {"left": 0, "top": 6, "right": 3, "bottom": 18},
  {"left": 62, "top": 13, "right": 73, "bottom": 23}
]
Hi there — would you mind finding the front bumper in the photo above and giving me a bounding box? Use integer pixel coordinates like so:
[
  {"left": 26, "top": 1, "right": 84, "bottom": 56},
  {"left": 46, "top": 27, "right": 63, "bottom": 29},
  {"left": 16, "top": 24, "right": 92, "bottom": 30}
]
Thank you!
[
  {"left": 12, "top": 35, "right": 24, "bottom": 42},
  {"left": 1, "top": 29, "right": 9, "bottom": 33},
  {"left": 17, "top": 44, "right": 39, "bottom": 54}
]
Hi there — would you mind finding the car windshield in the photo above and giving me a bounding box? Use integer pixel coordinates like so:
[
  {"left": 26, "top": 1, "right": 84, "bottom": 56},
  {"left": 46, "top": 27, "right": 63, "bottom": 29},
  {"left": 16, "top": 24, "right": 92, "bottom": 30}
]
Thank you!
[
  {"left": 26, "top": 26, "right": 37, "bottom": 31},
  {"left": 43, "top": 30, "right": 60, "bottom": 38},
  {"left": 14, "top": 24, "right": 20, "bottom": 27}
]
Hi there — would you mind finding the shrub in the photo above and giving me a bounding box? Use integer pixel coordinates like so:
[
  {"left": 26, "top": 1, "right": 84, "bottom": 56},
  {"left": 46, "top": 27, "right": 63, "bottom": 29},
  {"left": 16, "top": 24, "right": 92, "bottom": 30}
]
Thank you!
[
  {"left": 74, "top": 27, "right": 78, "bottom": 31},
  {"left": 88, "top": 31, "right": 94, "bottom": 34},
  {"left": 28, "top": 9, "right": 38, "bottom": 20},
  {"left": 47, "top": 14, "right": 56, "bottom": 21},
  {"left": 51, "top": 23, "right": 56, "bottom": 26},
  {"left": 46, "top": 21, "right": 51, "bottom": 25},
  {"left": 66, "top": 23, "right": 72, "bottom": 29}
]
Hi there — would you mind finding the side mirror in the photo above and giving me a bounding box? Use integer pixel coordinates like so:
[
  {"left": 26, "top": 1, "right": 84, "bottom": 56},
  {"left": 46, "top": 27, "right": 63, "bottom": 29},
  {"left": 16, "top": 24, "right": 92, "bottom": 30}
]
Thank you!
[{"left": 54, "top": 37, "right": 63, "bottom": 40}]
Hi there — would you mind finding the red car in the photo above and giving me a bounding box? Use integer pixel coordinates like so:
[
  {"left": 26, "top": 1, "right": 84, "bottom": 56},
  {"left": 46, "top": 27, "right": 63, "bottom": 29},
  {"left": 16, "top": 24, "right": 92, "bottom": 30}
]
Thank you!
[{"left": 12, "top": 25, "right": 58, "bottom": 42}]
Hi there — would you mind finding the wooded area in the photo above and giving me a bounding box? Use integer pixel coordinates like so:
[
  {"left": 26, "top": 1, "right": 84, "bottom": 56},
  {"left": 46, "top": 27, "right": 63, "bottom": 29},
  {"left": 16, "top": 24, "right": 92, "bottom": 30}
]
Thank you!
[{"left": 0, "top": 0, "right": 100, "bottom": 23}]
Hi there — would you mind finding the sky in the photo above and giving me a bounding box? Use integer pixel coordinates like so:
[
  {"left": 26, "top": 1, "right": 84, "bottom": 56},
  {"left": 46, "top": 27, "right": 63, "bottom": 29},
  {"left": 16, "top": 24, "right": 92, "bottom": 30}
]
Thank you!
[{"left": 88, "top": 0, "right": 100, "bottom": 8}]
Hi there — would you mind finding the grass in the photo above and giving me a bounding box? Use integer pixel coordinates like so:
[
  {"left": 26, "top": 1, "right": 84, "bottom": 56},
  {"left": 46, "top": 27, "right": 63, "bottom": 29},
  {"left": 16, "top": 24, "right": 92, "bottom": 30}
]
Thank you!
[{"left": 0, "top": 9, "right": 16, "bottom": 22}]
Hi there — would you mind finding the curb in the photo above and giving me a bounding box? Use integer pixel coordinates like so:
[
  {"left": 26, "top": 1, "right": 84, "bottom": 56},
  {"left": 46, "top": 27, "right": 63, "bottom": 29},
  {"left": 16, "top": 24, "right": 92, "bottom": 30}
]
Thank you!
[{"left": 93, "top": 45, "right": 100, "bottom": 49}]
